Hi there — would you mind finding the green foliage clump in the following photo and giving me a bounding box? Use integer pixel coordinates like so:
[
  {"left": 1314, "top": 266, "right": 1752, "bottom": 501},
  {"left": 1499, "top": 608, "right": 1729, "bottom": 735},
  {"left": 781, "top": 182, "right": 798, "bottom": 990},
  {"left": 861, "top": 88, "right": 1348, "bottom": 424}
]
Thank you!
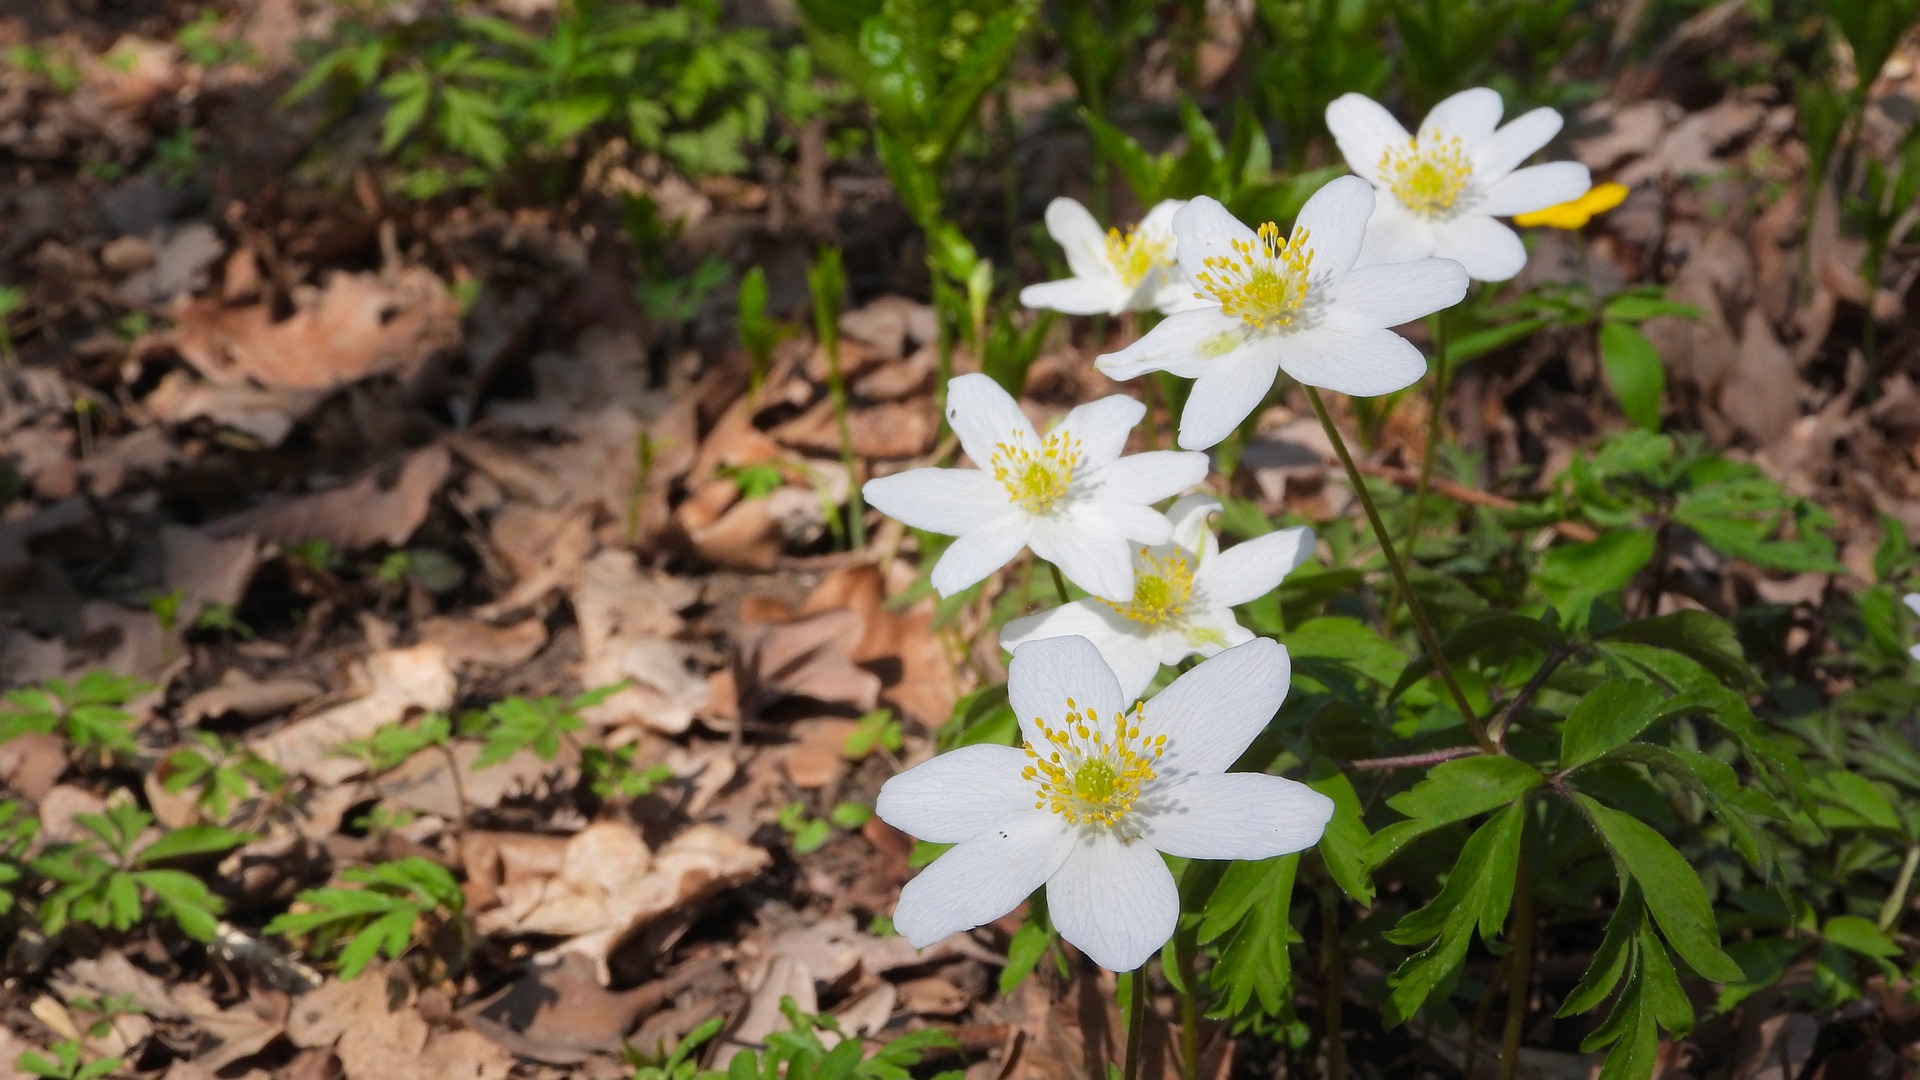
[
  {"left": 265, "top": 856, "right": 466, "bottom": 979},
  {"left": 627, "top": 1000, "right": 960, "bottom": 1080},
  {"left": 288, "top": 0, "right": 821, "bottom": 197},
  {"left": 0, "top": 673, "right": 151, "bottom": 756},
  {"left": 29, "top": 803, "right": 249, "bottom": 941}
]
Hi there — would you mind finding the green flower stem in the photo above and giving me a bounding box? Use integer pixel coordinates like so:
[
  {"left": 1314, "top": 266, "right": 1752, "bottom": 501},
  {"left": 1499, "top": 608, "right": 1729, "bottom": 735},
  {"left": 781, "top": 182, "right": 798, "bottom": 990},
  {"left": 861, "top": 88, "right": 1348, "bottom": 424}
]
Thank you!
[
  {"left": 1878, "top": 843, "right": 1920, "bottom": 932},
  {"left": 1175, "top": 928, "right": 1201, "bottom": 1080},
  {"left": 1322, "top": 886, "right": 1348, "bottom": 1080},
  {"left": 1123, "top": 965, "right": 1147, "bottom": 1080},
  {"left": 1402, "top": 309, "right": 1451, "bottom": 561},
  {"left": 1305, "top": 386, "right": 1495, "bottom": 754},
  {"left": 1498, "top": 841, "right": 1535, "bottom": 1080},
  {"left": 1050, "top": 562, "right": 1073, "bottom": 606}
]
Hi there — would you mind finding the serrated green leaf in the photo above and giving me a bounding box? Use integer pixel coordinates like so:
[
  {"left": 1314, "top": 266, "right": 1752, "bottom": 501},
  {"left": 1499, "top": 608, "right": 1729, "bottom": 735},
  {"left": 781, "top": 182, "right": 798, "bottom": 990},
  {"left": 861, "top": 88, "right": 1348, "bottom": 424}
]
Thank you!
[
  {"left": 1367, "top": 756, "right": 1541, "bottom": 870},
  {"left": 1576, "top": 796, "right": 1745, "bottom": 981},
  {"left": 1537, "top": 529, "right": 1655, "bottom": 628},
  {"left": 1560, "top": 679, "right": 1672, "bottom": 769},
  {"left": 1306, "top": 764, "right": 1373, "bottom": 905},
  {"left": 138, "top": 825, "right": 250, "bottom": 864}
]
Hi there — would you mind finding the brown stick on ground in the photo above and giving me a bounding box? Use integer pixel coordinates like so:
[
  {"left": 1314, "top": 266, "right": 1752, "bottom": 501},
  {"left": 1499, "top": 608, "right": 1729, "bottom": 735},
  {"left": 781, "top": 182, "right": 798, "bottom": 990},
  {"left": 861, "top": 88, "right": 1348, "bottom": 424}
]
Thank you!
[{"left": 1336, "top": 458, "right": 1600, "bottom": 543}]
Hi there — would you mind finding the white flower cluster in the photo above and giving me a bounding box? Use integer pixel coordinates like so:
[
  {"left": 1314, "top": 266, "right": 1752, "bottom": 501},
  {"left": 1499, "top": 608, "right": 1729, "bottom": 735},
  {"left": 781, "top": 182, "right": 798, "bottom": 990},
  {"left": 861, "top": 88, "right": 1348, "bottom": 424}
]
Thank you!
[{"left": 862, "top": 87, "right": 1583, "bottom": 972}]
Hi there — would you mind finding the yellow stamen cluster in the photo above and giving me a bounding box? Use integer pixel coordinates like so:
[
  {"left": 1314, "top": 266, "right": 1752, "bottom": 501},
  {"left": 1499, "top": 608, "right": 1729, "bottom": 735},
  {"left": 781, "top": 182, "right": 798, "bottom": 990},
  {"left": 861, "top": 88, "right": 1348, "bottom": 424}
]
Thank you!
[
  {"left": 1379, "top": 133, "right": 1473, "bottom": 217},
  {"left": 1191, "top": 222, "right": 1314, "bottom": 330},
  {"left": 1102, "top": 549, "right": 1194, "bottom": 626},
  {"left": 1103, "top": 226, "right": 1170, "bottom": 287},
  {"left": 990, "top": 430, "right": 1081, "bottom": 515},
  {"left": 1022, "top": 697, "right": 1165, "bottom": 827}
]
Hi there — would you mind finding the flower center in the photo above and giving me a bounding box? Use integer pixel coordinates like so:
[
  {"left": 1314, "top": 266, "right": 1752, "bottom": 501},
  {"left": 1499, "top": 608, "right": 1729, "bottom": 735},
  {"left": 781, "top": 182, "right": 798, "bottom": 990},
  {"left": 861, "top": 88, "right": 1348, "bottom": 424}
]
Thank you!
[
  {"left": 990, "top": 430, "right": 1081, "bottom": 515},
  {"left": 1101, "top": 549, "right": 1194, "bottom": 626},
  {"left": 1379, "top": 133, "right": 1473, "bottom": 217},
  {"left": 1104, "top": 226, "right": 1169, "bottom": 288},
  {"left": 1190, "top": 222, "right": 1314, "bottom": 330},
  {"left": 1022, "top": 697, "right": 1164, "bottom": 827}
]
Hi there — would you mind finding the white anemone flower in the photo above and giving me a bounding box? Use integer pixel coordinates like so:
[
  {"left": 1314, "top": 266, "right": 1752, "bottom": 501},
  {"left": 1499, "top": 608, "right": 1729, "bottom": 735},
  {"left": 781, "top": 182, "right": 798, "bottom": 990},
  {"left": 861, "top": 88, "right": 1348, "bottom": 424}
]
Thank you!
[
  {"left": 1001, "top": 494, "right": 1315, "bottom": 700},
  {"left": 1019, "top": 198, "right": 1191, "bottom": 316},
  {"left": 876, "top": 635, "right": 1332, "bottom": 971},
  {"left": 1325, "top": 86, "right": 1592, "bottom": 281},
  {"left": 1095, "top": 180, "right": 1469, "bottom": 449},
  {"left": 1906, "top": 594, "right": 1920, "bottom": 661},
  {"left": 863, "top": 374, "right": 1208, "bottom": 602}
]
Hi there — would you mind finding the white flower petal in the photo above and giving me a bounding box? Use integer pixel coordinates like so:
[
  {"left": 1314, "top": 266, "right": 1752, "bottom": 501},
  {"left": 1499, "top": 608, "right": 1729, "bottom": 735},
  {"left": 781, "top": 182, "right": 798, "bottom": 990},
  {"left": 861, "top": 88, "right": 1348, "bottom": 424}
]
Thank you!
[
  {"left": 946, "top": 373, "right": 1037, "bottom": 468},
  {"left": 1152, "top": 282, "right": 1211, "bottom": 315},
  {"left": 930, "top": 518, "right": 1032, "bottom": 597},
  {"left": 1055, "top": 394, "right": 1146, "bottom": 465},
  {"left": 1357, "top": 200, "right": 1439, "bottom": 266},
  {"left": 1329, "top": 257, "right": 1470, "bottom": 329},
  {"left": 1420, "top": 86, "right": 1504, "bottom": 148},
  {"left": 1045, "top": 197, "right": 1113, "bottom": 282},
  {"left": 1473, "top": 107, "right": 1564, "bottom": 180},
  {"left": 877, "top": 744, "right": 1043, "bottom": 843},
  {"left": 863, "top": 468, "right": 1013, "bottom": 534},
  {"left": 1097, "top": 308, "right": 1247, "bottom": 381},
  {"left": 1002, "top": 600, "right": 1135, "bottom": 654},
  {"left": 1100, "top": 632, "right": 1167, "bottom": 702},
  {"left": 1295, "top": 175, "right": 1377, "bottom": 275},
  {"left": 1031, "top": 521, "right": 1139, "bottom": 602},
  {"left": 1138, "top": 199, "right": 1186, "bottom": 240},
  {"left": 1143, "top": 773, "right": 1334, "bottom": 860},
  {"left": 1047, "top": 831, "right": 1179, "bottom": 971},
  {"left": 1172, "top": 197, "right": 1262, "bottom": 294},
  {"left": 1430, "top": 215, "right": 1528, "bottom": 282},
  {"left": 1176, "top": 348, "right": 1283, "bottom": 450},
  {"left": 1165, "top": 493, "right": 1222, "bottom": 557},
  {"left": 1069, "top": 502, "right": 1176, "bottom": 546},
  {"left": 1020, "top": 277, "right": 1130, "bottom": 315},
  {"left": 1197, "top": 525, "right": 1316, "bottom": 607},
  {"left": 1007, "top": 635, "right": 1127, "bottom": 748},
  {"left": 1138, "top": 638, "right": 1291, "bottom": 777},
  {"left": 1182, "top": 609, "right": 1254, "bottom": 655},
  {"left": 1477, "top": 161, "right": 1593, "bottom": 217},
  {"left": 1278, "top": 324, "right": 1429, "bottom": 397},
  {"left": 1326, "top": 93, "right": 1412, "bottom": 186},
  {"left": 893, "top": 810, "right": 1073, "bottom": 948},
  {"left": 1906, "top": 593, "right": 1920, "bottom": 619},
  {"left": 1082, "top": 450, "right": 1209, "bottom": 505}
]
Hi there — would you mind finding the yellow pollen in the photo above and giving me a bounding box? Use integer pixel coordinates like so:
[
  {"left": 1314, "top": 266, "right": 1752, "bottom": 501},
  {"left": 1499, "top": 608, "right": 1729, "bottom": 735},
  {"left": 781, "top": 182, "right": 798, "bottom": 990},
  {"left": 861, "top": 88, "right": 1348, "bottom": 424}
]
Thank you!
[
  {"left": 1190, "top": 221, "right": 1314, "bottom": 330},
  {"left": 1379, "top": 133, "right": 1473, "bottom": 217},
  {"left": 1101, "top": 548, "right": 1194, "bottom": 626},
  {"left": 990, "top": 429, "right": 1081, "bottom": 514},
  {"left": 1023, "top": 701, "right": 1165, "bottom": 827},
  {"left": 1103, "top": 226, "right": 1169, "bottom": 288}
]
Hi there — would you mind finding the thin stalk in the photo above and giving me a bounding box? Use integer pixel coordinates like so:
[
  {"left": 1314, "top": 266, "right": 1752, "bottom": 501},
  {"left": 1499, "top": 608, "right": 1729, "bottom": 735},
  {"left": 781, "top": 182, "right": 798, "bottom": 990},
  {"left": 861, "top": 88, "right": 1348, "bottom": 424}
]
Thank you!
[
  {"left": 1175, "top": 930, "right": 1201, "bottom": 1080},
  {"left": 1498, "top": 840, "right": 1535, "bottom": 1080},
  {"left": 1123, "top": 966, "right": 1147, "bottom": 1080},
  {"left": 1306, "top": 386, "right": 1494, "bottom": 753},
  {"left": 1322, "top": 887, "right": 1348, "bottom": 1080},
  {"left": 1878, "top": 843, "right": 1920, "bottom": 932},
  {"left": 1050, "top": 563, "right": 1072, "bottom": 606},
  {"left": 823, "top": 343, "right": 864, "bottom": 549},
  {"left": 1402, "top": 310, "right": 1451, "bottom": 560}
]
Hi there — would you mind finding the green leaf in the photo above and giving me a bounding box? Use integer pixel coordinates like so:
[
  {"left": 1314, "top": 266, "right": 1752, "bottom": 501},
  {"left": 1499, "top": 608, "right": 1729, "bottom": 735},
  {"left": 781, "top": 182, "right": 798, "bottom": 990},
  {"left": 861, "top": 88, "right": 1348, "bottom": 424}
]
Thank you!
[
  {"left": 1598, "top": 321, "right": 1665, "bottom": 430},
  {"left": 1306, "top": 764, "right": 1373, "bottom": 905},
  {"left": 1576, "top": 795, "right": 1745, "bottom": 981},
  {"left": 1536, "top": 529, "right": 1655, "bottom": 627},
  {"left": 1598, "top": 610, "right": 1752, "bottom": 689},
  {"left": 137, "top": 825, "right": 250, "bottom": 864},
  {"left": 1824, "top": 914, "right": 1901, "bottom": 959},
  {"left": 1384, "top": 803, "right": 1524, "bottom": 1023},
  {"left": 999, "top": 913, "right": 1054, "bottom": 996},
  {"left": 1559, "top": 886, "right": 1642, "bottom": 1016},
  {"left": 1560, "top": 680, "right": 1671, "bottom": 769},
  {"left": 1367, "top": 756, "right": 1542, "bottom": 870}
]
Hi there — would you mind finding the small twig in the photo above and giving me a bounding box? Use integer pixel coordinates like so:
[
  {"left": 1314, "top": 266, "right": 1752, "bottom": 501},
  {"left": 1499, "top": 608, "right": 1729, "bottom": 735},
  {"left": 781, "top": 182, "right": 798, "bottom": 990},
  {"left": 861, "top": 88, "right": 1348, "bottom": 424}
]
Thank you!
[
  {"left": 1346, "top": 745, "right": 1483, "bottom": 772},
  {"left": 1491, "top": 644, "right": 1580, "bottom": 748},
  {"left": 1339, "top": 459, "right": 1599, "bottom": 543}
]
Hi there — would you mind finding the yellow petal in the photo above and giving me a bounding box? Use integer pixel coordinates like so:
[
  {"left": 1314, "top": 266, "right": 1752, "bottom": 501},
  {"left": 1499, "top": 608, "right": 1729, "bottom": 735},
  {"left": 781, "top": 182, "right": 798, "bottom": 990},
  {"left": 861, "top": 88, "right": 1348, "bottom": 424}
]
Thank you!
[{"left": 1513, "top": 182, "right": 1630, "bottom": 230}]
